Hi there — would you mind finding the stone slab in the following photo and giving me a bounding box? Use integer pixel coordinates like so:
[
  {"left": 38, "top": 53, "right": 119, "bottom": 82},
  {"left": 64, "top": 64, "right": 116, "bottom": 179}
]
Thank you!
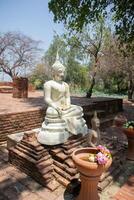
[{"left": 7, "top": 128, "right": 40, "bottom": 149}]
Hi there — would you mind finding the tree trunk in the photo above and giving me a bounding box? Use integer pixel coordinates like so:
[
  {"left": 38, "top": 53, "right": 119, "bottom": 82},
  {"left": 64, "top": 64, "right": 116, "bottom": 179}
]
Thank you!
[
  {"left": 86, "top": 72, "right": 96, "bottom": 98},
  {"left": 128, "top": 79, "right": 134, "bottom": 100}
]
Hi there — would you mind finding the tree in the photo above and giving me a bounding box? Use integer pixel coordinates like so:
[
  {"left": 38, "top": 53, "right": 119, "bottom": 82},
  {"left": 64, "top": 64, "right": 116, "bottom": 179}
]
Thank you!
[
  {"left": 43, "top": 34, "right": 89, "bottom": 90},
  {"left": 65, "top": 48, "right": 89, "bottom": 90},
  {"left": 0, "top": 32, "right": 41, "bottom": 79},
  {"left": 29, "top": 63, "right": 48, "bottom": 89},
  {"left": 99, "top": 32, "right": 134, "bottom": 99},
  {"left": 65, "top": 20, "right": 105, "bottom": 97},
  {"left": 48, "top": 0, "right": 134, "bottom": 45},
  {"left": 44, "top": 34, "right": 68, "bottom": 67}
]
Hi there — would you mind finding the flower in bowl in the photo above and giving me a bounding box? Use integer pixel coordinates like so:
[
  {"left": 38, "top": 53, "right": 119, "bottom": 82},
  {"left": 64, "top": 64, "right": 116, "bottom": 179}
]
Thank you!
[{"left": 88, "top": 145, "right": 111, "bottom": 165}]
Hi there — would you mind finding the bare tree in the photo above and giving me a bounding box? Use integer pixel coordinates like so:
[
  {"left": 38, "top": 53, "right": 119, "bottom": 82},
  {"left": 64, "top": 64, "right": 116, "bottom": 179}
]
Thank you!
[
  {"left": 0, "top": 32, "right": 41, "bottom": 79},
  {"left": 81, "top": 23, "right": 104, "bottom": 98},
  {"left": 66, "top": 20, "right": 105, "bottom": 97},
  {"left": 100, "top": 34, "right": 134, "bottom": 100}
]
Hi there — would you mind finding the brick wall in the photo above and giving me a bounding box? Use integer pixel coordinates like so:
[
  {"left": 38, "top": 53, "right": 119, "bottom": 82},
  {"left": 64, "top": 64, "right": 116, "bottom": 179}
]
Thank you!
[
  {"left": 0, "top": 81, "right": 35, "bottom": 92},
  {"left": 0, "top": 98, "right": 123, "bottom": 143},
  {"left": 0, "top": 109, "right": 45, "bottom": 142},
  {"left": 0, "top": 82, "right": 13, "bottom": 87}
]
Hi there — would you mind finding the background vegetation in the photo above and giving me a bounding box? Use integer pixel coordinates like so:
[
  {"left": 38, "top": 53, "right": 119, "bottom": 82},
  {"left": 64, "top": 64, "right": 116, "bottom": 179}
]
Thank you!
[{"left": 0, "top": 1, "right": 133, "bottom": 100}]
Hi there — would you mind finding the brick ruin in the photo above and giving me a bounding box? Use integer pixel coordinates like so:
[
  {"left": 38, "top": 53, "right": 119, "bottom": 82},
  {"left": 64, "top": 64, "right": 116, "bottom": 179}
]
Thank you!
[
  {"left": 0, "top": 81, "right": 35, "bottom": 94},
  {"left": 4, "top": 97, "right": 125, "bottom": 192},
  {"left": 0, "top": 97, "right": 123, "bottom": 144},
  {"left": 0, "top": 109, "right": 45, "bottom": 144},
  {"left": 9, "top": 131, "right": 127, "bottom": 192}
]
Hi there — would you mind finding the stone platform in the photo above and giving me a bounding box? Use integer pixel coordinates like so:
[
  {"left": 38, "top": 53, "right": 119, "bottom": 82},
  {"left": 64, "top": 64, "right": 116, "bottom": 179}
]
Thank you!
[
  {"left": 8, "top": 129, "right": 127, "bottom": 193},
  {"left": 0, "top": 92, "right": 123, "bottom": 143}
]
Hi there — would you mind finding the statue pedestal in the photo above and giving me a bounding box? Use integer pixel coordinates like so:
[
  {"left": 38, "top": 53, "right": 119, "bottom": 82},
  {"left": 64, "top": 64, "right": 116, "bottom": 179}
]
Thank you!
[
  {"left": 8, "top": 130, "right": 126, "bottom": 192},
  {"left": 8, "top": 131, "right": 59, "bottom": 191}
]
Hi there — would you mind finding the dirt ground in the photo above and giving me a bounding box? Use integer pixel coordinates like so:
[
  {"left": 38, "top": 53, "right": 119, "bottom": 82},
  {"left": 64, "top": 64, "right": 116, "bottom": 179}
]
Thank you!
[{"left": 0, "top": 91, "right": 134, "bottom": 116}]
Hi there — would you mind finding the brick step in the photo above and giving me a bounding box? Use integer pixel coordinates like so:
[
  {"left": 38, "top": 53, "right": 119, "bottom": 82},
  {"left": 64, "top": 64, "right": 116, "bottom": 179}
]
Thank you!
[
  {"left": 53, "top": 160, "right": 77, "bottom": 176},
  {"left": 63, "top": 138, "right": 87, "bottom": 151},
  {"left": 54, "top": 165, "right": 73, "bottom": 181},
  {"left": 15, "top": 145, "right": 48, "bottom": 160},
  {"left": 17, "top": 142, "right": 47, "bottom": 155},
  {"left": 53, "top": 171, "right": 70, "bottom": 187}
]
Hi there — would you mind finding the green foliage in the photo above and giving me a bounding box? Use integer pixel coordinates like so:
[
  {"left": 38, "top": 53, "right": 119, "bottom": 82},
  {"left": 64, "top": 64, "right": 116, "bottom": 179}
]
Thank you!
[
  {"left": 49, "top": 0, "right": 134, "bottom": 46},
  {"left": 66, "top": 63, "right": 89, "bottom": 89},
  {"left": 44, "top": 34, "right": 67, "bottom": 67},
  {"left": 49, "top": 0, "right": 107, "bottom": 31},
  {"left": 124, "top": 121, "right": 134, "bottom": 129},
  {"left": 43, "top": 34, "right": 89, "bottom": 90},
  {"left": 34, "top": 79, "right": 43, "bottom": 89},
  {"left": 113, "top": 0, "right": 134, "bottom": 45},
  {"left": 29, "top": 63, "right": 47, "bottom": 89}
]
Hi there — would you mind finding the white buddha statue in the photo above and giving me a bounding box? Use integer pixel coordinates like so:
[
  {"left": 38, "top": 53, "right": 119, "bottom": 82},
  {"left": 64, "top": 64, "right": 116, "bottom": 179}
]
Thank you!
[{"left": 37, "top": 53, "right": 88, "bottom": 145}]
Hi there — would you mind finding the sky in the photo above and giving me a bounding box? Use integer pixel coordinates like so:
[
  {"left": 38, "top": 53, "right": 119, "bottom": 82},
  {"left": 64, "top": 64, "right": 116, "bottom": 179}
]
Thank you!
[
  {"left": 0, "top": 0, "right": 64, "bottom": 50},
  {"left": 0, "top": 0, "right": 65, "bottom": 81}
]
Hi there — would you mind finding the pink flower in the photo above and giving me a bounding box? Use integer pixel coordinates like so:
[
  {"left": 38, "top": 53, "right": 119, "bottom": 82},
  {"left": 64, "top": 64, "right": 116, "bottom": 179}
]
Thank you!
[
  {"left": 97, "top": 145, "right": 110, "bottom": 155},
  {"left": 88, "top": 145, "right": 111, "bottom": 165},
  {"left": 96, "top": 152, "right": 108, "bottom": 165},
  {"left": 97, "top": 145, "right": 105, "bottom": 151}
]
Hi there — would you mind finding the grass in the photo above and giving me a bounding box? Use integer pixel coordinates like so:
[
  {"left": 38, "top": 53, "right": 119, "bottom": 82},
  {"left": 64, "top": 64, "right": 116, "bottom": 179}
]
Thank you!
[{"left": 70, "top": 88, "right": 127, "bottom": 99}]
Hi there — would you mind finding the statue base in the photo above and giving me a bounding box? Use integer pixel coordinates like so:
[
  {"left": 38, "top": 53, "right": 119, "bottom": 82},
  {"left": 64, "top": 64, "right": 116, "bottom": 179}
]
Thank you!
[
  {"left": 8, "top": 131, "right": 59, "bottom": 191},
  {"left": 8, "top": 130, "right": 127, "bottom": 191},
  {"left": 37, "top": 115, "right": 88, "bottom": 145}
]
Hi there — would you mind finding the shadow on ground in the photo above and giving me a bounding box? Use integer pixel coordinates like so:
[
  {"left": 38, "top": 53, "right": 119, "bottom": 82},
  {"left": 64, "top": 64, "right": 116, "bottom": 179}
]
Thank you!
[
  {"left": 63, "top": 179, "right": 81, "bottom": 200},
  {"left": 20, "top": 96, "right": 45, "bottom": 108}
]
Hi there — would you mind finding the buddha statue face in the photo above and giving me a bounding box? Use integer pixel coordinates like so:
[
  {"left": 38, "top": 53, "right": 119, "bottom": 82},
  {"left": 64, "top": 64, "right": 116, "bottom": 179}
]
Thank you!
[
  {"left": 91, "top": 118, "right": 100, "bottom": 129},
  {"left": 53, "top": 68, "right": 65, "bottom": 81}
]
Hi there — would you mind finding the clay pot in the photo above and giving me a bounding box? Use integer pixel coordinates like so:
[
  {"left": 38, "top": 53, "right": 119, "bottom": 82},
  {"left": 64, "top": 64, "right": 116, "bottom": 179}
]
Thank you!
[
  {"left": 123, "top": 128, "right": 134, "bottom": 160},
  {"left": 72, "top": 148, "right": 112, "bottom": 200}
]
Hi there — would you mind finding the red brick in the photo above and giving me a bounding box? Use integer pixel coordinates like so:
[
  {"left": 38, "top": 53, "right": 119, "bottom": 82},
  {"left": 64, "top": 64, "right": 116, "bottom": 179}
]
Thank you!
[{"left": 113, "top": 175, "right": 134, "bottom": 200}]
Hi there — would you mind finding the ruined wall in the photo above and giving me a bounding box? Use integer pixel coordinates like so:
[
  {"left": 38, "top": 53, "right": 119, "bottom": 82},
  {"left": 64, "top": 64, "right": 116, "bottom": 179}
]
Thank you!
[
  {"left": 0, "top": 81, "right": 35, "bottom": 93},
  {"left": 0, "top": 98, "right": 123, "bottom": 143},
  {"left": 0, "top": 82, "right": 13, "bottom": 87},
  {"left": 0, "top": 109, "right": 45, "bottom": 143}
]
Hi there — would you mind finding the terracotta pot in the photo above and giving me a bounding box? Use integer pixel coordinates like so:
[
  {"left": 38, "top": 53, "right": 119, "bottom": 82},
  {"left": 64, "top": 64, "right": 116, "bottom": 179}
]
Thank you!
[
  {"left": 123, "top": 128, "right": 134, "bottom": 160},
  {"left": 72, "top": 148, "right": 112, "bottom": 200}
]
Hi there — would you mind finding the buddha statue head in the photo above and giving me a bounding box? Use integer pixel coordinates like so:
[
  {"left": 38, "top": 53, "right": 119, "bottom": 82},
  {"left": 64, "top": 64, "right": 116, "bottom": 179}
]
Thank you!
[
  {"left": 52, "top": 52, "right": 66, "bottom": 81},
  {"left": 91, "top": 111, "right": 100, "bottom": 130}
]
